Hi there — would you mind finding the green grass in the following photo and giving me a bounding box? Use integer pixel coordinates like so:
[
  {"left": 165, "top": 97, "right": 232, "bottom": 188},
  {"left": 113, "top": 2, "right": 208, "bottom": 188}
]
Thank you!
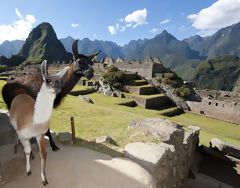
[
  {"left": 70, "top": 85, "right": 91, "bottom": 92},
  {"left": 49, "top": 93, "right": 240, "bottom": 152},
  {"left": 1, "top": 79, "right": 240, "bottom": 155},
  {"left": 123, "top": 92, "right": 165, "bottom": 99},
  {"left": 129, "top": 84, "right": 154, "bottom": 88},
  {"left": 0, "top": 80, "right": 7, "bottom": 109},
  {"left": 167, "top": 113, "right": 240, "bottom": 146}
]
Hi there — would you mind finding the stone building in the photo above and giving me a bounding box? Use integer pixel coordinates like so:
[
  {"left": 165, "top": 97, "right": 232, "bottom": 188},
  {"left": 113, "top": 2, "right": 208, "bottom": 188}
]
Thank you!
[
  {"left": 99, "top": 56, "right": 171, "bottom": 79},
  {"left": 187, "top": 89, "right": 240, "bottom": 124}
]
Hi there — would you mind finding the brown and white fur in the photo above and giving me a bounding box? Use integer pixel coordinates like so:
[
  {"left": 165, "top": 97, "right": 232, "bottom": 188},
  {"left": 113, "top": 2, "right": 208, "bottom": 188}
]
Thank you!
[
  {"left": 2, "top": 40, "right": 101, "bottom": 151},
  {"left": 9, "top": 60, "right": 69, "bottom": 186}
]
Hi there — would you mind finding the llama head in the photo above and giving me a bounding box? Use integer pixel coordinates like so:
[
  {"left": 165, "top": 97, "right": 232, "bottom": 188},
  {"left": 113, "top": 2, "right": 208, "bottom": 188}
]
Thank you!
[
  {"left": 72, "top": 40, "right": 101, "bottom": 79},
  {"left": 41, "top": 60, "right": 69, "bottom": 94}
]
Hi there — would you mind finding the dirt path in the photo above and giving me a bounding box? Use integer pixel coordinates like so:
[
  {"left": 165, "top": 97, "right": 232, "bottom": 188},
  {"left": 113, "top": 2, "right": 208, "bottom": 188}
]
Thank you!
[{"left": 0, "top": 144, "right": 154, "bottom": 188}]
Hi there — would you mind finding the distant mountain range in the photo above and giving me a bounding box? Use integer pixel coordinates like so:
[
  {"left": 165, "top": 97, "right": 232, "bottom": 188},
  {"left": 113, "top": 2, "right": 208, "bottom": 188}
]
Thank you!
[
  {"left": 0, "top": 40, "right": 24, "bottom": 57},
  {"left": 191, "top": 55, "right": 240, "bottom": 92},
  {"left": 1, "top": 21, "right": 240, "bottom": 91},
  {"left": 184, "top": 22, "right": 240, "bottom": 59}
]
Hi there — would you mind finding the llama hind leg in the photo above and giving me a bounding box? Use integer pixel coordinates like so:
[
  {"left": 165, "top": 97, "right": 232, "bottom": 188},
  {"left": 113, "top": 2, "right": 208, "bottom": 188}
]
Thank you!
[
  {"left": 13, "top": 132, "right": 19, "bottom": 154},
  {"left": 20, "top": 139, "right": 32, "bottom": 176},
  {"left": 37, "top": 134, "right": 48, "bottom": 186}
]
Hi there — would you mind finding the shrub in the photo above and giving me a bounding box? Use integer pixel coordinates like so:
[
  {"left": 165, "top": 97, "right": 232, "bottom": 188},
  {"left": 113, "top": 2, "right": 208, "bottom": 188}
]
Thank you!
[
  {"left": 0, "top": 64, "right": 7, "bottom": 72},
  {"left": 162, "top": 72, "right": 183, "bottom": 88},
  {"left": 174, "top": 86, "right": 191, "bottom": 99},
  {"left": 103, "top": 65, "right": 127, "bottom": 90}
]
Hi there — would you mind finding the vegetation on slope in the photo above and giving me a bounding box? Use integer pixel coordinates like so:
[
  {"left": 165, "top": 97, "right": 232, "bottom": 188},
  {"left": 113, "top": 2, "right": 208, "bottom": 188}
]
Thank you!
[
  {"left": 191, "top": 55, "right": 240, "bottom": 91},
  {"left": 103, "top": 65, "right": 128, "bottom": 90}
]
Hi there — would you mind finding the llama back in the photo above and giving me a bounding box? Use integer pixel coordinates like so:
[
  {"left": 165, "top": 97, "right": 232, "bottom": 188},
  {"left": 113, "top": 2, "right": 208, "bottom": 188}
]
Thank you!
[{"left": 2, "top": 72, "right": 43, "bottom": 109}]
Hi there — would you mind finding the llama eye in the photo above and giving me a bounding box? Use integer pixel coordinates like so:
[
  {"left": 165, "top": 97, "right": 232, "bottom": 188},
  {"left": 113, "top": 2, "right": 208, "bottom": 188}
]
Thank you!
[{"left": 46, "top": 79, "right": 51, "bottom": 84}]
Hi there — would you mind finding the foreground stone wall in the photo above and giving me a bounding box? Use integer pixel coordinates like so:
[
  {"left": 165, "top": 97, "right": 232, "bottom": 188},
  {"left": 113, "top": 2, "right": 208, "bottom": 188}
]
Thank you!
[{"left": 125, "top": 118, "right": 200, "bottom": 187}]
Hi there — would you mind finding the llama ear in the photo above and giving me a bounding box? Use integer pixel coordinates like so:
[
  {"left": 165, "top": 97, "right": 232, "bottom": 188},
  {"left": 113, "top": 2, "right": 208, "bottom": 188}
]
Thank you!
[
  {"left": 88, "top": 50, "right": 101, "bottom": 61},
  {"left": 72, "top": 40, "right": 79, "bottom": 61},
  {"left": 41, "top": 60, "right": 48, "bottom": 80},
  {"left": 56, "top": 66, "right": 70, "bottom": 78}
]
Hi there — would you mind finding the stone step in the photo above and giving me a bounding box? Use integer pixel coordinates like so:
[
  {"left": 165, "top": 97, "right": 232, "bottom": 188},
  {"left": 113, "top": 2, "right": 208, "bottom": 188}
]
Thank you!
[
  {"left": 125, "top": 85, "right": 157, "bottom": 95},
  {"left": 129, "top": 80, "right": 148, "bottom": 86},
  {"left": 124, "top": 94, "right": 173, "bottom": 109}
]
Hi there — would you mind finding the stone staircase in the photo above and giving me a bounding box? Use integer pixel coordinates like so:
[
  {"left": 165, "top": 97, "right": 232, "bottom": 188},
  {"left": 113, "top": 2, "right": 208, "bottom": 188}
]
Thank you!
[{"left": 123, "top": 80, "right": 183, "bottom": 116}]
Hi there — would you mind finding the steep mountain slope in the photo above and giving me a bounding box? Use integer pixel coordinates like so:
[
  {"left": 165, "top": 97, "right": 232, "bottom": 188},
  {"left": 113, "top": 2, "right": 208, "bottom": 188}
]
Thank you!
[
  {"left": 0, "top": 40, "right": 24, "bottom": 57},
  {"left": 191, "top": 55, "right": 240, "bottom": 91},
  {"left": 60, "top": 36, "right": 75, "bottom": 52},
  {"left": 19, "top": 22, "right": 72, "bottom": 63},
  {"left": 184, "top": 22, "right": 240, "bottom": 59}
]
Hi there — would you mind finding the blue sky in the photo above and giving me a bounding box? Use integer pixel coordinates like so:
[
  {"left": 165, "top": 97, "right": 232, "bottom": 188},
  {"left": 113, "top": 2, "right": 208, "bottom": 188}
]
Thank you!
[{"left": 0, "top": 0, "right": 240, "bottom": 46}]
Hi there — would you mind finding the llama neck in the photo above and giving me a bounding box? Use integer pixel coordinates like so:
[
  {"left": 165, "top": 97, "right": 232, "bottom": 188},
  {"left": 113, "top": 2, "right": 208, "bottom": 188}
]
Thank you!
[
  {"left": 33, "top": 83, "right": 56, "bottom": 124},
  {"left": 54, "top": 63, "right": 81, "bottom": 107}
]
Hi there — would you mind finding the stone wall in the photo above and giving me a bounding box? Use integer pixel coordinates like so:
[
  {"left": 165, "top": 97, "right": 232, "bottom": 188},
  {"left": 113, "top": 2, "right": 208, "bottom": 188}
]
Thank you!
[
  {"left": 125, "top": 86, "right": 156, "bottom": 95},
  {"left": 115, "top": 61, "right": 154, "bottom": 79},
  {"left": 187, "top": 89, "right": 240, "bottom": 124},
  {"left": 125, "top": 118, "right": 200, "bottom": 187},
  {"left": 125, "top": 95, "right": 171, "bottom": 109}
]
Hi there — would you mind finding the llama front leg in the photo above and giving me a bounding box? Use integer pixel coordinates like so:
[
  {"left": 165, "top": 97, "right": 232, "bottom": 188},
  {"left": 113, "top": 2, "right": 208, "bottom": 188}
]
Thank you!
[
  {"left": 20, "top": 139, "right": 32, "bottom": 176},
  {"left": 37, "top": 134, "right": 48, "bottom": 186},
  {"left": 45, "top": 129, "right": 59, "bottom": 151}
]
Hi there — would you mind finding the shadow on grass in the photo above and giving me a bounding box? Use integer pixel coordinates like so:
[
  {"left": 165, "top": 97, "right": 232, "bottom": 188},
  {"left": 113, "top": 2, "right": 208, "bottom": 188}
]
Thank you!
[{"left": 60, "top": 138, "right": 124, "bottom": 158}]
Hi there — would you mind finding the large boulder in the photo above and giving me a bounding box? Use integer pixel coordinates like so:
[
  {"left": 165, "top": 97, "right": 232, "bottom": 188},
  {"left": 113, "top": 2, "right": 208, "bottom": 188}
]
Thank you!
[
  {"left": 125, "top": 142, "right": 176, "bottom": 187},
  {"left": 126, "top": 118, "right": 200, "bottom": 187},
  {"left": 210, "top": 138, "right": 240, "bottom": 159},
  {"left": 128, "top": 118, "right": 184, "bottom": 145}
]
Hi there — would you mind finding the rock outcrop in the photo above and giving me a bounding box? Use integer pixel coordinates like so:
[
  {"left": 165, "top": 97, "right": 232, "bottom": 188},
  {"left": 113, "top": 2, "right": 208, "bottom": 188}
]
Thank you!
[{"left": 126, "top": 118, "right": 200, "bottom": 187}]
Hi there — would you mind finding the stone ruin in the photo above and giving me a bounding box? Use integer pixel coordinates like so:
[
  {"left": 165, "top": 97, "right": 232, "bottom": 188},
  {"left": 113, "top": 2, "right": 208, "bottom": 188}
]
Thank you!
[
  {"left": 187, "top": 88, "right": 240, "bottom": 124},
  {"left": 93, "top": 56, "right": 171, "bottom": 79}
]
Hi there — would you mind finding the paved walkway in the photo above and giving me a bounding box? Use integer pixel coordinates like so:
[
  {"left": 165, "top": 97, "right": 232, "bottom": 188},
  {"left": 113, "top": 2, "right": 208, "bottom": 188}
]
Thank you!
[{"left": 0, "top": 143, "right": 154, "bottom": 188}]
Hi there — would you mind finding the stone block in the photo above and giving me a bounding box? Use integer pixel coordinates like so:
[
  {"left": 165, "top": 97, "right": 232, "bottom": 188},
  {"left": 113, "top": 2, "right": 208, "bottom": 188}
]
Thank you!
[
  {"left": 125, "top": 142, "right": 176, "bottom": 187},
  {"left": 78, "top": 95, "right": 94, "bottom": 104},
  {"left": 0, "top": 113, "right": 15, "bottom": 147},
  {"left": 128, "top": 118, "right": 184, "bottom": 145},
  {"left": 96, "top": 136, "right": 115, "bottom": 144},
  {"left": 58, "top": 132, "right": 72, "bottom": 142},
  {"left": 210, "top": 138, "right": 240, "bottom": 159}
]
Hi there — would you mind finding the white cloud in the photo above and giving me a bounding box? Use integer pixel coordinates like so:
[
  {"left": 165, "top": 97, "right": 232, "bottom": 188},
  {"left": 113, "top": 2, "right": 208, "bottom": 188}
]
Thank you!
[
  {"left": 0, "top": 9, "right": 36, "bottom": 44},
  {"left": 15, "top": 8, "right": 22, "bottom": 18},
  {"left": 107, "top": 8, "right": 148, "bottom": 35},
  {"left": 108, "top": 25, "right": 116, "bottom": 35},
  {"left": 160, "top": 19, "right": 170, "bottom": 25},
  {"left": 93, "top": 33, "right": 97, "bottom": 38},
  {"left": 120, "top": 26, "right": 125, "bottom": 32},
  {"left": 188, "top": 0, "right": 240, "bottom": 36},
  {"left": 71, "top": 23, "right": 79, "bottom": 27},
  {"left": 149, "top": 28, "right": 158, "bottom": 33},
  {"left": 125, "top": 8, "right": 148, "bottom": 28},
  {"left": 126, "top": 23, "right": 132, "bottom": 28},
  {"left": 119, "top": 18, "right": 124, "bottom": 22}
]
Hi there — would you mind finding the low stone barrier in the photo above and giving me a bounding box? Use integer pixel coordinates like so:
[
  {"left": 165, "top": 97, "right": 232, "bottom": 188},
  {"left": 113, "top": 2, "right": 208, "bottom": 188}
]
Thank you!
[
  {"left": 210, "top": 138, "right": 240, "bottom": 159},
  {"left": 125, "top": 118, "right": 200, "bottom": 187}
]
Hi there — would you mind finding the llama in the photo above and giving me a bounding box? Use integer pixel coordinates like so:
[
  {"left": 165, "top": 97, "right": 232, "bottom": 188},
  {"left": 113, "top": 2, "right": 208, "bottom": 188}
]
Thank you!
[
  {"left": 9, "top": 60, "right": 69, "bottom": 186},
  {"left": 2, "top": 40, "right": 101, "bottom": 151}
]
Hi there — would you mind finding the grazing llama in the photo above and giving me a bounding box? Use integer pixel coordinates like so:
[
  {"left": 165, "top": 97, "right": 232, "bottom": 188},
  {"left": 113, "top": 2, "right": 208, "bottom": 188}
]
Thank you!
[
  {"left": 9, "top": 60, "right": 69, "bottom": 186},
  {"left": 2, "top": 40, "right": 101, "bottom": 151}
]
